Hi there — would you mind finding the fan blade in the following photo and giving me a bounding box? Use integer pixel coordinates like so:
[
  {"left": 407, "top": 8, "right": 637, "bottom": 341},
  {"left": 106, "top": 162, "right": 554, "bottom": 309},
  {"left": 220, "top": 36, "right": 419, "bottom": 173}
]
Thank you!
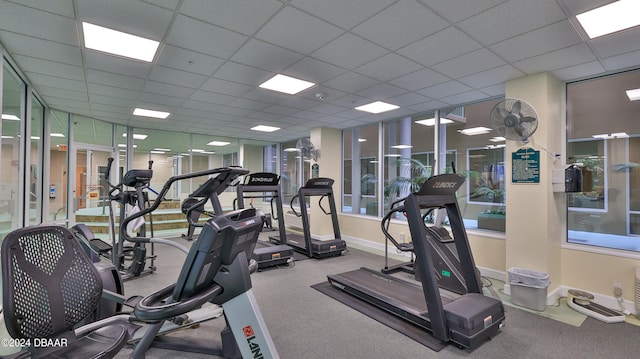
[
  {"left": 496, "top": 106, "right": 510, "bottom": 120},
  {"left": 511, "top": 101, "right": 522, "bottom": 116},
  {"left": 520, "top": 116, "right": 536, "bottom": 123},
  {"left": 514, "top": 123, "right": 526, "bottom": 137}
]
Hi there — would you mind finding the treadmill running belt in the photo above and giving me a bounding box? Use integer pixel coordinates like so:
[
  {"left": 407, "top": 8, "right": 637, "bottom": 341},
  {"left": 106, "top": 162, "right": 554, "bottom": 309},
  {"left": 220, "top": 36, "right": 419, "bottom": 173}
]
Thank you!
[{"left": 311, "top": 281, "right": 447, "bottom": 351}]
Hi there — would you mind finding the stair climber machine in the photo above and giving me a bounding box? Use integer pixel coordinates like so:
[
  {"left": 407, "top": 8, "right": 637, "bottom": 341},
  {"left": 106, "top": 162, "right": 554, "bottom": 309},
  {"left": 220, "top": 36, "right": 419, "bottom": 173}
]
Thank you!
[
  {"left": 234, "top": 172, "right": 295, "bottom": 269},
  {"left": 269, "top": 177, "right": 347, "bottom": 259},
  {"left": 327, "top": 174, "right": 504, "bottom": 350},
  {"left": 82, "top": 157, "right": 157, "bottom": 281}
]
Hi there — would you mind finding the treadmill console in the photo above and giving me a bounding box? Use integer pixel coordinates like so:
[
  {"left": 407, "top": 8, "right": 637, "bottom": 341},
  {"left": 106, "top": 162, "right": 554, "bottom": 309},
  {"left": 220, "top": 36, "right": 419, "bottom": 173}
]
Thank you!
[
  {"left": 245, "top": 172, "right": 280, "bottom": 186},
  {"left": 416, "top": 174, "right": 465, "bottom": 195},
  {"left": 303, "top": 177, "right": 334, "bottom": 189}
]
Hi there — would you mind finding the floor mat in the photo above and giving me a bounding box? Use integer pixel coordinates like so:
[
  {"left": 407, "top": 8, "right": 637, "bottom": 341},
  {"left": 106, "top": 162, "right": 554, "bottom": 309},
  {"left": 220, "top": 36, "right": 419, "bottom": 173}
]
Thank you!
[{"left": 311, "top": 281, "right": 447, "bottom": 352}]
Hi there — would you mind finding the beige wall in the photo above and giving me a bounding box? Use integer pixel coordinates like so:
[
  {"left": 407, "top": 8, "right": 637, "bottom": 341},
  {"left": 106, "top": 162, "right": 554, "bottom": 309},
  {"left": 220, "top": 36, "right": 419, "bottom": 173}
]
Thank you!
[{"left": 310, "top": 127, "right": 342, "bottom": 237}]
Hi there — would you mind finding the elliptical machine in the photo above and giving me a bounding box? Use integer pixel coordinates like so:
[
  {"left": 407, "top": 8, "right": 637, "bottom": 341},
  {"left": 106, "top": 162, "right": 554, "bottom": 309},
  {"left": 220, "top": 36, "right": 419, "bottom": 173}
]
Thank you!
[{"left": 95, "top": 157, "right": 157, "bottom": 280}]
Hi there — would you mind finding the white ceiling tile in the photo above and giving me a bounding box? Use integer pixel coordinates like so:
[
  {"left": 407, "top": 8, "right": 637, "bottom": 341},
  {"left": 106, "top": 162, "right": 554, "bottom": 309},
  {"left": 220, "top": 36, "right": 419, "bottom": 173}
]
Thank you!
[
  {"left": 179, "top": 0, "right": 282, "bottom": 35},
  {"left": 354, "top": 53, "right": 422, "bottom": 82},
  {"left": 255, "top": 6, "right": 343, "bottom": 55},
  {"left": 213, "top": 62, "right": 273, "bottom": 86},
  {"left": 388, "top": 68, "right": 449, "bottom": 91},
  {"left": 457, "top": 64, "right": 524, "bottom": 89},
  {"left": 142, "top": 80, "right": 195, "bottom": 98},
  {"left": 551, "top": 61, "right": 605, "bottom": 81},
  {"left": 25, "top": 73, "right": 87, "bottom": 92},
  {"left": 407, "top": 100, "right": 448, "bottom": 113},
  {"left": 141, "top": 0, "right": 182, "bottom": 11},
  {"left": 425, "top": 0, "right": 506, "bottom": 23},
  {"left": 88, "top": 84, "right": 141, "bottom": 100},
  {"left": 231, "top": 39, "right": 304, "bottom": 72},
  {"left": 77, "top": 0, "right": 173, "bottom": 40},
  {"left": 148, "top": 66, "right": 208, "bottom": 89},
  {"left": 311, "top": 33, "right": 388, "bottom": 69},
  {"left": 480, "top": 83, "right": 505, "bottom": 97},
  {"left": 458, "top": 0, "right": 566, "bottom": 45},
  {"left": 398, "top": 27, "right": 482, "bottom": 66},
  {"left": 263, "top": 104, "right": 299, "bottom": 117},
  {"left": 432, "top": 48, "right": 506, "bottom": 79},
  {"left": 14, "top": 0, "right": 75, "bottom": 17},
  {"left": 310, "top": 103, "right": 350, "bottom": 115},
  {"left": 165, "top": 15, "right": 247, "bottom": 58},
  {"left": 439, "top": 90, "right": 490, "bottom": 105},
  {"left": 590, "top": 28, "right": 640, "bottom": 58},
  {"left": 0, "top": 2, "right": 78, "bottom": 45},
  {"left": 241, "top": 88, "right": 291, "bottom": 103},
  {"left": 137, "top": 93, "right": 186, "bottom": 107},
  {"left": 323, "top": 72, "right": 380, "bottom": 93},
  {"left": 200, "top": 77, "right": 252, "bottom": 97},
  {"left": 87, "top": 69, "right": 146, "bottom": 90},
  {"left": 37, "top": 86, "right": 88, "bottom": 101},
  {"left": 356, "top": 83, "right": 407, "bottom": 101},
  {"left": 328, "top": 94, "right": 370, "bottom": 109},
  {"left": 602, "top": 49, "right": 640, "bottom": 72},
  {"left": 278, "top": 96, "right": 323, "bottom": 110},
  {"left": 228, "top": 98, "right": 271, "bottom": 111},
  {"left": 513, "top": 43, "right": 597, "bottom": 74},
  {"left": 284, "top": 57, "right": 345, "bottom": 84},
  {"left": 290, "top": 0, "right": 395, "bottom": 29},
  {"left": 189, "top": 90, "right": 237, "bottom": 105},
  {"left": 490, "top": 20, "right": 583, "bottom": 63},
  {"left": 417, "top": 81, "right": 472, "bottom": 99},
  {"left": 156, "top": 45, "right": 225, "bottom": 76},
  {"left": 89, "top": 94, "right": 136, "bottom": 107},
  {"left": 14, "top": 56, "right": 85, "bottom": 81},
  {"left": 388, "top": 92, "right": 431, "bottom": 107},
  {"left": 353, "top": 0, "right": 449, "bottom": 50},
  {"left": 84, "top": 51, "right": 152, "bottom": 78},
  {"left": 0, "top": 33, "right": 83, "bottom": 66},
  {"left": 292, "top": 110, "right": 326, "bottom": 121}
]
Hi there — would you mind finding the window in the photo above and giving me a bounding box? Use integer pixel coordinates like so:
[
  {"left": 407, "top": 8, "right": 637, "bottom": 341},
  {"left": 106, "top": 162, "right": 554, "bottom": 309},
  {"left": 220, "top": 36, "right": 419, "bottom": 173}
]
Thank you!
[
  {"left": 566, "top": 69, "right": 640, "bottom": 251},
  {"left": 343, "top": 124, "right": 379, "bottom": 216}
]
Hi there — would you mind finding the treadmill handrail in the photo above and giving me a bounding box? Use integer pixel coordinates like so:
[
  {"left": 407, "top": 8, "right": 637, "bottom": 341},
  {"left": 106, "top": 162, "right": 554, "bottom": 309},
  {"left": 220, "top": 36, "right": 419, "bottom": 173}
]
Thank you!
[
  {"left": 318, "top": 195, "right": 331, "bottom": 215},
  {"left": 289, "top": 195, "right": 302, "bottom": 217}
]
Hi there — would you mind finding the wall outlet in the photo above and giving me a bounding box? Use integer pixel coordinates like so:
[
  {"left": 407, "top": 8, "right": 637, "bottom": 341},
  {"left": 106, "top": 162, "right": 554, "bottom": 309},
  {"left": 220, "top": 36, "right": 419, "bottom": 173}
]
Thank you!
[{"left": 614, "top": 282, "right": 623, "bottom": 297}]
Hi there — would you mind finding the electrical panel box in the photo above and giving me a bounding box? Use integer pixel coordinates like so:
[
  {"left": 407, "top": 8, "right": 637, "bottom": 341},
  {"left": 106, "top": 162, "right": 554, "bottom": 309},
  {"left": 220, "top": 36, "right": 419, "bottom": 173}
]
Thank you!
[{"left": 552, "top": 165, "right": 583, "bottom": 193}]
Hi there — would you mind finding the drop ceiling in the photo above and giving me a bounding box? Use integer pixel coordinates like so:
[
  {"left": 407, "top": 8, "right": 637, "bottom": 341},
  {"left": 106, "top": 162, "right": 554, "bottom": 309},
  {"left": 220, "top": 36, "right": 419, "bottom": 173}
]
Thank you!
[{"left": 1, "top": 0, "right": 639, "bottom": 144}]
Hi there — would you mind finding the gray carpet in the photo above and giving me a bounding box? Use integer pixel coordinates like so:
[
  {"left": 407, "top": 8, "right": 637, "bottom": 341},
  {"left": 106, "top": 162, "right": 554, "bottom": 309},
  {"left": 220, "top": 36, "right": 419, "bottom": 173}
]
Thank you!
[{"left": 112, "top": 232, "right": 640, "bottom": 358}]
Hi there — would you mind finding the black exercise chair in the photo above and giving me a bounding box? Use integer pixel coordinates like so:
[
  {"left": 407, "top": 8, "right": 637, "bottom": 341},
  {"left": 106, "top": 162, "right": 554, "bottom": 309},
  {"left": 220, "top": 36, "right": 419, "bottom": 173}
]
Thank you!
[{"left": 1, "top": 225, "right": 129, "bottom": 359}]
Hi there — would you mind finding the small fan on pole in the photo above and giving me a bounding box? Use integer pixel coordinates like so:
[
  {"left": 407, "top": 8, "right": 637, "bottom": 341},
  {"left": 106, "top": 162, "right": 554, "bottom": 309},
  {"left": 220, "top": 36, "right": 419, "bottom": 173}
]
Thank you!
[{"left": 490, "top": 99, "right": 539, "bottom": 143}]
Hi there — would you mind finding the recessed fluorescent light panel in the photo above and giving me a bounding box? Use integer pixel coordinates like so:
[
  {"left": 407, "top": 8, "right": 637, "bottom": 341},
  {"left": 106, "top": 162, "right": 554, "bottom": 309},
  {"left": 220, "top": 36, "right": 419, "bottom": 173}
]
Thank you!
[
  {"left": 576, "top": 0, "right": 640, "bottom": 39},
  {"left": 490, "top": 136, "right": 506, "bottom": 142},
  {"left": 50, "top": 133, "right": 65, "bottom": 138},
  {"left": 390, "top": 144, "right": 413, "bottom": 149},
  {"left": 82, "top": 22, "right": 160, "bottom": 62},
  {"left": 358, "top": 138, "right": 367, "bottom": 142},
  {"left": 122, "top": 133, "right": 148, "bottom": 140},
  {"left": 626, "top": 88, "right": 640, "bottom": 101},
  {"left": 133, "top": 108, "right": 171, "bottom": 119},
  {"left": 283, "top": 148, "right": 300, "bottom": 152},
  {"left": 251, "top": 125, "right": 281, "bottom": 132},
  {"left": 459, "top": 127, "right": 492, "bottom": 136},
  {"left": 414, "top": 118, "right": 454, "bottom": 126},
  {"left": 2, "top": 114, "right": 20, "bottom": 121},
  {"left": 259, "top": 74, "right": 315, "bottom": 95},
  {"left": 207, "top": 141, "right": 231, "bottom": 146},
  {"left": 355, "top": 101, "right": 399, "bottom": 114},
  {"left": 150, "top": 150, "right": 165, "bottom": 154}
]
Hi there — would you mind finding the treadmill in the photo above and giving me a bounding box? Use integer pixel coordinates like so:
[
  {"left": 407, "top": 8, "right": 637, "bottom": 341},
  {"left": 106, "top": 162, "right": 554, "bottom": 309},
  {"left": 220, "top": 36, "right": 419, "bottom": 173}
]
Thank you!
[
  {"left": 235, "top": 172, "right": 295, "bottom": 269},
  {"left": 269, "top": 177, "right": 346, "bottom": 259},
  {"left": 328, "top": 174, "right": 504, "bottom": 349}
]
